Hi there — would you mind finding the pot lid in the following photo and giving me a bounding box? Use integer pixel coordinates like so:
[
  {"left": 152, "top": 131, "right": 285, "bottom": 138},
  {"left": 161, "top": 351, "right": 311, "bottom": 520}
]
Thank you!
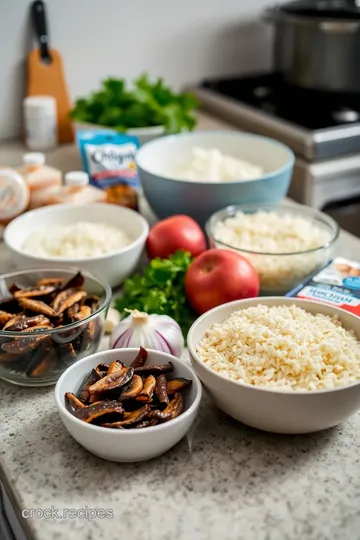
[{"left": 279, "top": 0, "right": 360, "bottom": 20}]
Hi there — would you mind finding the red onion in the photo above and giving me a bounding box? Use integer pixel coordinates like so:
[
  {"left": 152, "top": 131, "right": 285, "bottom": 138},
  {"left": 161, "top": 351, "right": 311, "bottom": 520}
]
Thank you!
[{"left": 110, "top": 309, "right": 184, "bottom": 358}]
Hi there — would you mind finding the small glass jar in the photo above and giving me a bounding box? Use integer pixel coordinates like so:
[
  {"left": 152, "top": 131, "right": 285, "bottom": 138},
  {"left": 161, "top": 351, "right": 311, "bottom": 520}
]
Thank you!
[{"left": 23, "top": 95, "right": 57, "bottom": 151}]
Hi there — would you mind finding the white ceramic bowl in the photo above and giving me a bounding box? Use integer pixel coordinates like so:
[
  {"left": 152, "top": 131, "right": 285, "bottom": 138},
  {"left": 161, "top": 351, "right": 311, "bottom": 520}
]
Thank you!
[
  {"left": 188, "top": 297, "right": 360, "bottom": 434},
  {"left": 55, "top": 348, "right": 202, "bottom": 462},
  {"left": 137, "top": 131, "right": 294, "bottom": 225},
  {"left": 4, "top": 203, "right": 149, "bottom": 289}
]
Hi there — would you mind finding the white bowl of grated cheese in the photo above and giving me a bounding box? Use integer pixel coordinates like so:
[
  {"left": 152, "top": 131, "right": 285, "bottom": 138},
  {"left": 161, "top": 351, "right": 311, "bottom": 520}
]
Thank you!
[
  {"left": 4, "top": 204, "right": 149, "bottom": 289},
  {"left": 206, "top": 203, "right": 339, "bottom": 295},
  {"left": 188, "top": 297, "right": 360, "bottom": 434}
]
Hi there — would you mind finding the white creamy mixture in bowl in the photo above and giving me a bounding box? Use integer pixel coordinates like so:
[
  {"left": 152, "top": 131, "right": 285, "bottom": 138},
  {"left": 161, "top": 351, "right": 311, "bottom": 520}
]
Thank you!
[
  {"left": 206, "top": 204, "right": 339, "bottom": 294},
  {"left": 169, "top": 147, "right": 264, "bottom": 182},
  {"left": 4, "top": 203, "right": 149, "bottom": 288},
  {"left": 22, "top": 222, "right": 132, "bottom": 259}
]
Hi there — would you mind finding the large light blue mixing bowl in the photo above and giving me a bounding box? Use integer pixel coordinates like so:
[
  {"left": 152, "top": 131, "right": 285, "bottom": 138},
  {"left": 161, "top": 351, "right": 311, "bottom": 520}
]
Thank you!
[{"left": 136, "top": 131, "right": 295, "bottom": 225}]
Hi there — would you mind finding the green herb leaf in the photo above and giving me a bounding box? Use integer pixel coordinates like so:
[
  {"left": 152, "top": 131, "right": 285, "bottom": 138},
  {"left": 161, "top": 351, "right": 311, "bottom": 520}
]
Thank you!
[
  {"left": 114, "top": 250, "right": 196, "bottom": 336},
  {"left": 70, "top": 74, "right": 198, "bottom": 134}
]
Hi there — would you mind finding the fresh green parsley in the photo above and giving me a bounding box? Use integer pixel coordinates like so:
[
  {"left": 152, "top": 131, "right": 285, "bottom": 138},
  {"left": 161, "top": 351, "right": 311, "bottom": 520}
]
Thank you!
[
  {"left": 114, "top": 251, "right": 196, "bottom": 337},
  {"left": 70, "top": 74, "right": 198, "bottom": 134}
]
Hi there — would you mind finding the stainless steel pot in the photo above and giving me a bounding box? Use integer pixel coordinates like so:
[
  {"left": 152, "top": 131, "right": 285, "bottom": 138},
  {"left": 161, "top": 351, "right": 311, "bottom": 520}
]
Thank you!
[{"left": 266, "top": 0, "right": 360, "bottom": 93}]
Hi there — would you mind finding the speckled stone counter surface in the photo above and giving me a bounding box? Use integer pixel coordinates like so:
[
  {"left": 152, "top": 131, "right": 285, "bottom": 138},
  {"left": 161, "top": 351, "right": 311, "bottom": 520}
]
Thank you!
[{"left": 2, "top": 113, "right": 360, "bottom": 540}]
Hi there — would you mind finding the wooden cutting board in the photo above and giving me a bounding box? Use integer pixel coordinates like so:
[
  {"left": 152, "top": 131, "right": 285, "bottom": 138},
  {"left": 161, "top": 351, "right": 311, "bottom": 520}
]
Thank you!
[{"left": 27, "top": 1, "right": 74, "bottom": 143}]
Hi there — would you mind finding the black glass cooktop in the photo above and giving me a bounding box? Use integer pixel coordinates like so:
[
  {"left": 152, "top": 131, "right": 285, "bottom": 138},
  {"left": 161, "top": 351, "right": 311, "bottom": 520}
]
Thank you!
[{"left": 201, "top": 73, "right": 360, "bottom": 131}]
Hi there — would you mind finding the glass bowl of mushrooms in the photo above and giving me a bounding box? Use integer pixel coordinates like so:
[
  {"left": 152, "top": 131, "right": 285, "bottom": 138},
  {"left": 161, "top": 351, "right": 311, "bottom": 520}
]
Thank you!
[{"left": 0, "top": 268, "right": 111, "bottom": 386}]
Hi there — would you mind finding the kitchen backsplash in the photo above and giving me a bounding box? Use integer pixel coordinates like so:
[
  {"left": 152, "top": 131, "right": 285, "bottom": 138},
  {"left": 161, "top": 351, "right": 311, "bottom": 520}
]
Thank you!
[{"left": 0, "top": 0, "right": 273, "bottom": 140}]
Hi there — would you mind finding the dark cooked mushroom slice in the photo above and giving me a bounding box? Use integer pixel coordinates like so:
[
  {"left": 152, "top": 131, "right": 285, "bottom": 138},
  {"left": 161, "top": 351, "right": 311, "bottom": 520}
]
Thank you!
[
  {"left": 88, "top": 366, "right": 134, "bottom": 395},
  {"left": 3, "top": 314, "right": 50, "bottom": 332},
  {"left": 77, "top": 369, "right": 101, "bottom": 403},
  {"left": 136, "top": 375, "right": 156, "bottom": 402},
  {"left": 81, "top": 319, "right": 97, "bottom": 350},
  {"left": 36, "top": 277, "right": 64, "bottom": 288},
  {"left": 57, "top": 343, "right": 77, "bottom": 365},
  {"left": 119, "top": 374, "right": 143, "bottom": 400},
  {"left": 84, "top": 295, "right": 101, "bottom": 313},
  {"left": 102, "top": 405, "right": 151, "bottom": 428},
  {"left": 2, "top": 333, "right": 49, "bottom": 355},
  {"left": 13, "top": 285, "right": 58, "bottom": 299},
  {"left": 134, "top": 361, "right": 174, "bottom": 375},
  {"left": 156, "top": 374, "right": 169, "bottom": 405},
  {"left": 27, "top": 346, "right": 57, "bottom": 378},
  {"left": 130, "top": 346, "right": 148, "bottom": 368},
  {"left": 134, "top": 418, "right": 158, "bottom": 429},
  {"left": 9, "top": 283, "right": 22, "bottom": 295},
  {"left": 0, "top": 311, "right": 15, "bottom": 327},
  {"left": 152, "top": 393, "right": 184, "bottom": 422},
  {"left": 70, "top": 305, "right": 92, "bottom": 322},
  {"left": 52, "top": 289, "right": 87, "bottom": 315},
  {"left": 65, "top": 392, "right": 86, "bottom": 413},
  {"left": 0, "top": 351, "right": 22, "bottom": 364},
  {"left": 107, "top": 360, "right": 125, "bottom": 375},
  {"left": 61, "top": 271, "right": 85, "bottom": 291},
  {"left": 167, "top": 378, "right": 192, "bottom": 395},
  {"left": 18, "top": 298, "right": 57, "bottom": 318},
  {"left": 73, "top": 400, "right": 124, "bottom": 423},
  {"left": 94, "top": 363, "right": 109, "bottom": 378},
  {"left": 0, "top": 296, "right": 19, "bottom": 313}
]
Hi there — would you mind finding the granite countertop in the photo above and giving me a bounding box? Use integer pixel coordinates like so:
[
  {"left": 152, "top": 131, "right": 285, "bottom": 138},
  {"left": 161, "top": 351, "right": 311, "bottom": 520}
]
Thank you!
[{"left": 2, "top": 112, "right": 360, "bottom": 540}]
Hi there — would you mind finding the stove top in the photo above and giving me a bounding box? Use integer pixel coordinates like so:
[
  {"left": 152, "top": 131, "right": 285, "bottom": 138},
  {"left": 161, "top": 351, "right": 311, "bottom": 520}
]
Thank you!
[{"left": 191, "top": 73, "right": 360, "bottom": 160}]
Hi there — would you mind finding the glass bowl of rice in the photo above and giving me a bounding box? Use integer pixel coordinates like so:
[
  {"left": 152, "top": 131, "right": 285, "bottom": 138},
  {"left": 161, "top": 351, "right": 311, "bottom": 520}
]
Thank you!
[{"left": 206, "top": 203, "right": 339, "bottom": 295}]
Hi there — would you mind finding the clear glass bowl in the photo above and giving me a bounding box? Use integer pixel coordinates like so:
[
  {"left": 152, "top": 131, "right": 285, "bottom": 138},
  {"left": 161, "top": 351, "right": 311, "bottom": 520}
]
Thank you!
[
  {"left": 0, "top": 268, "right": 111, "bottom": 387},
  {"left": 206, "top": 203, "right": 339, "bottom": 295}
]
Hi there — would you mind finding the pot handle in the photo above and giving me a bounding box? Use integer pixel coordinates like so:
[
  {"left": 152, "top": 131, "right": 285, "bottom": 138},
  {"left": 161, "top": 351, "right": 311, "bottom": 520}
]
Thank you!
[{"left": 320, "top": 21, "right": 359, "bottom": 33}]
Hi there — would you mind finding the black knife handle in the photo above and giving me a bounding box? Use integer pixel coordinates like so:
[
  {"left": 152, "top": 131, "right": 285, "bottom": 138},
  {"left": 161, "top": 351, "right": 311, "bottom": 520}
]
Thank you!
[{"left": 31, "top": 0, "right": 51, "bottom": 63}]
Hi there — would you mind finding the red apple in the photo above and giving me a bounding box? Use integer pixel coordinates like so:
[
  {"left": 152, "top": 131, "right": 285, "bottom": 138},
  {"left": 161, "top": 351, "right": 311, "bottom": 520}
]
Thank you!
[
  {"left": 185, "top": 249, "right": 259, "bottom": 314},
  {"left": 146, "top": 215, "right": 206, "bottom": 259}
]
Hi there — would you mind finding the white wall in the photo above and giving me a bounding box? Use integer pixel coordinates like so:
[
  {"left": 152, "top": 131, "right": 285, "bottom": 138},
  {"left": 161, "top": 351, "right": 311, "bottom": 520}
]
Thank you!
[{"left": 0, "top": 0, "right": 273, "bottom": 140}]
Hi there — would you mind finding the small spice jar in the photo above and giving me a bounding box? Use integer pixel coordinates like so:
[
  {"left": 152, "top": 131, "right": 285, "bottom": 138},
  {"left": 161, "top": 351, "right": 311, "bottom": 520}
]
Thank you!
[{"left": 23, "top": 95, "right": 57, "bottom": 150}]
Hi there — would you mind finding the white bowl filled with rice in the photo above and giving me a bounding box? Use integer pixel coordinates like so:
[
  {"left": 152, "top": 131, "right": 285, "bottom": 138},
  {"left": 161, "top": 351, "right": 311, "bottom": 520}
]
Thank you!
[
  {"left": 188, "top": 297, "right": 360, "bottom": 434},
  {"left": 4, "top": 203, "right": 149, "bottom": 288},
  {"left": 206, "top": 203, "right": 339, "bottom": 295}
]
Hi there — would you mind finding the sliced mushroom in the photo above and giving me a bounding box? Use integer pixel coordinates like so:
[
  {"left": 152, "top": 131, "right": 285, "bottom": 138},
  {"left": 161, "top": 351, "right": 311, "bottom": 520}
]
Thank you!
[
  {"left": 73, "top": 400, "right": 124, "bottom": 423},
  {"left": 101, "top": 405, "right": 151, "bottom": 428},
  {"left": 52, "top": 289, "right": 87, "bottom": 315},
  {"left": 119, "top": 374, "right": 143, "bottom": 400},
  {"left": 18, "top": 298, "right": 57, "bottom": 318},
  {"left": 13, "top": 285, "right": 58, "bottom": 299},
  {"left": 65, "top": 392, "right": 86, "bottom": 413},
  {"left": 36, "top": 277, "right": 64, "bottom": 288},
  {"left": 94, "top": 363, "right": 109, "bottom": 378},
  {"left": 152, "top": 393, "right": 184, "bottom": 422},
  {"left": 107, "top": 360, "right": 125, "bottom": 375},
  {"left": 61, "top": 271, "right": 85, "bottom": 291},
  {"left": 130, "top": 346, "right": 148, "bottom": 368},
  {"left": 136, "top": 375, "right": 156, "bottom": 402},
  {"left": 2, "top": 333, "right": 49, "bottom": 355},
  {"left": 134, "top": 362, "right": 174, "bottom": 376},
  {"left": 3, "top": 314, "right": 50, "bottom": 332},
  {"left": 77, "top": 369, "right": 101, "bottom": 403},
  {"left": 0, "top": 311, "right": 16, "bottom": 327},
  {"left": 134, "top": 418, "right": 158, "bottom": 429},
  {"left": 88, "top": 366, "right": 134, "bottom": 395},
  {"left": 156, "top": 374, "right": 169, "bottom": 405},
  {"left": 167, "top": 378, "right": 192, "bottom": 395}
]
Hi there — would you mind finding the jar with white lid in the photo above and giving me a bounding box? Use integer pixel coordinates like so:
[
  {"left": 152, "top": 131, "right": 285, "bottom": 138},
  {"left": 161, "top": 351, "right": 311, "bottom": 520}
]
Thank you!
[
  {"left": 44, "top": 171, "right": 106, "bottom": 205},
  {"left": 23, "top": 96, "right": 57, "bottom": 150},
  {"left": 0, "top": 169, "right": 29, "bottom": 231}
]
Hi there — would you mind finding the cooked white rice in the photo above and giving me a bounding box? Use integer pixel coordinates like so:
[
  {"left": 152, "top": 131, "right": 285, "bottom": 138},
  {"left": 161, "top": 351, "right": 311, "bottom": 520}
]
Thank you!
[
  {"left": 196, "top": 304, "right": 360, "bottom": 391},
  {"left": 213, "top": 211, "right": 332, "bottom": 293},
  {"left": 22, "top": 222, "right": 132, "bottom": 259}
]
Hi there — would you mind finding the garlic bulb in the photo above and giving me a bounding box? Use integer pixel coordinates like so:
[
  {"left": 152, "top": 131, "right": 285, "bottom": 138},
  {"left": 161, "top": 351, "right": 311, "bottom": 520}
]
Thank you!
[{"left": 110, "top": 309, "right": 184, "bottom": 358}]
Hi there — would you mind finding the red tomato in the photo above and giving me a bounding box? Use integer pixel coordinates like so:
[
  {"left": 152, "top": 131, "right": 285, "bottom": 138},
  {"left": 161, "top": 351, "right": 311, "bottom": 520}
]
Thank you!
[
  {"left": 185, "top": 249, "right": 259, "bottom": 314},
  {"left": 146, "top": 215, "right": 206, "bottom": 260}
]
